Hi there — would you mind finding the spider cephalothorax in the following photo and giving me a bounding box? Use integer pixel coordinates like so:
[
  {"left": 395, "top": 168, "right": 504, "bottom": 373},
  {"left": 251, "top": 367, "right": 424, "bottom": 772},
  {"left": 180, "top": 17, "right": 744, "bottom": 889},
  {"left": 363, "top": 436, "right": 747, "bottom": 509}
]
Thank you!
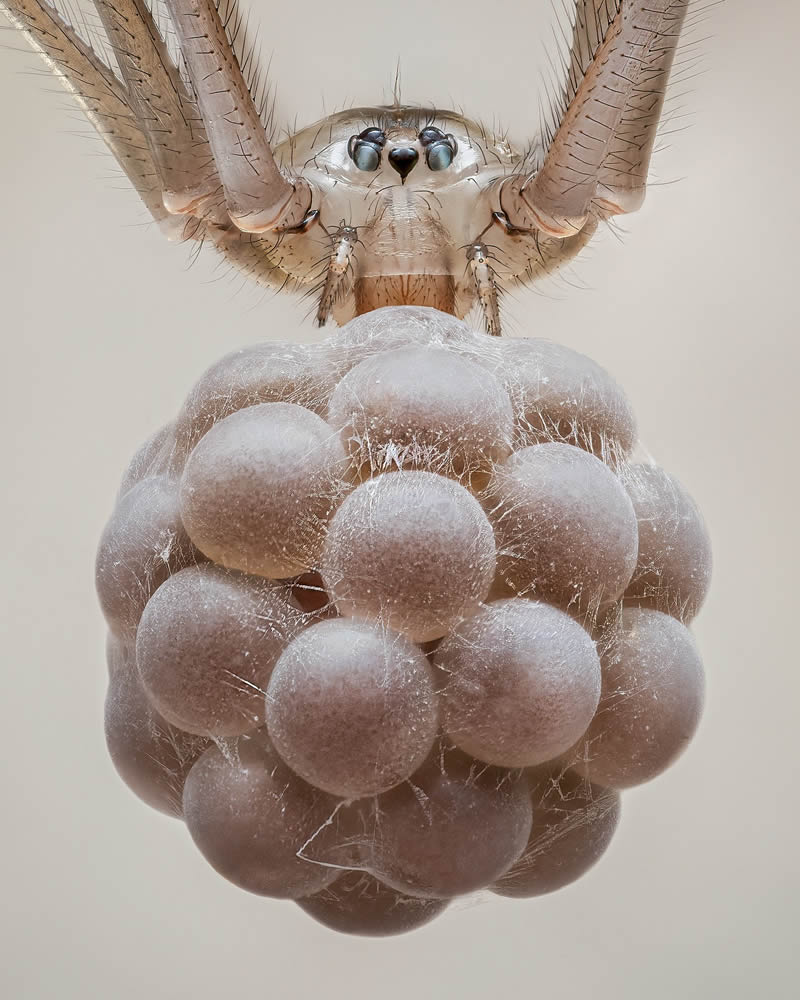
[
  {"left": 264, "top": 106, "right": 597, "bottom": 330},
  {"left": 197, "top": 103, "right": 601, "bottom": 332},
  {"left": 1, "top": 0, "right": 690, "bottom": 334}
]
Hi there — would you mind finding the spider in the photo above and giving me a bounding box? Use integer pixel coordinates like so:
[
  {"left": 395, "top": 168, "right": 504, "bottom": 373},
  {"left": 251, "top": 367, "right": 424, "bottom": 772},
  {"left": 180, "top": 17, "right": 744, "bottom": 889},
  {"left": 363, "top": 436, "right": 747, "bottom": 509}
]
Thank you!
[{"left": 1, "top": 0, "right": 690, "bottom": 335}]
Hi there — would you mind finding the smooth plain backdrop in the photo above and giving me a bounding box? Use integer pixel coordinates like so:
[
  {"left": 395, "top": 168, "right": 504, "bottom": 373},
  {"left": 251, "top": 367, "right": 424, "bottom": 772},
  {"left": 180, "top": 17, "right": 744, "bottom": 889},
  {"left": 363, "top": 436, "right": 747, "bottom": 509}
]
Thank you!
[{"left": 1, "top": 1, "right": 797, "bottom": 997}]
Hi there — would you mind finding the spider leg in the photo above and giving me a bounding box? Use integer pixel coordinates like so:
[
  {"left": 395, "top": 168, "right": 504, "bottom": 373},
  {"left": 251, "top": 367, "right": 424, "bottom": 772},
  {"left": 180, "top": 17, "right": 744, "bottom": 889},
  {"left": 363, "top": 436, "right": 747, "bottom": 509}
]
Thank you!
[
  {"left": 163, "top": 0, "right": 312, "bottom": 233},
  {"left": 214, "top": 228, "right": 294, "bottom": 292},
  {"left": 94, "top": 0, "right": 222, "bottom": 220},
  {"left": 500, "top": 0, "right": 689, "bottom": 237},
  {"left": 1, "top": 0, "right": 168, "bottom": 226}
]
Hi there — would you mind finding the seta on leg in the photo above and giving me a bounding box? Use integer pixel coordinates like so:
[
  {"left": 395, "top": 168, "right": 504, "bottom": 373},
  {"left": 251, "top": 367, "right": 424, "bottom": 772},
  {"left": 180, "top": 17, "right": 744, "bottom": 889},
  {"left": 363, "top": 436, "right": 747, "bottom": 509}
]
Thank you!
[
  {"left": 94, "top": 0, "right": 221, "bottom": 220},
  {"left": 0, "top": 0, "right": 169, "bottom": 225},
  {"left": 162, "top": 0, "right": 310, "bottom": 233},
  {"left": 499, "top": 1, "right": 690, "bottom": 237}
]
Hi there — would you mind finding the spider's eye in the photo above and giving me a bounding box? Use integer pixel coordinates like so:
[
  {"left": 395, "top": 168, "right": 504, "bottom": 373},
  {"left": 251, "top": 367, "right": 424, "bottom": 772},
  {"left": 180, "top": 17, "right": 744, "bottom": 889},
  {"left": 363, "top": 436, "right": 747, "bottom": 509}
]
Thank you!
[
  {"left": 426, "top": 139, "right": 455, "bottom": 171},
  {"left": 359, "top": 128, "right": 387, "bottom": 147},
  {"left": 348, "top": 137, "right": 382, "bottom": 172},
  {"left": 419, "top": 126, "right": 445, "bottom": 146},
  {"left": 348, "top": 128, "right": 386, "bottom": 171}
]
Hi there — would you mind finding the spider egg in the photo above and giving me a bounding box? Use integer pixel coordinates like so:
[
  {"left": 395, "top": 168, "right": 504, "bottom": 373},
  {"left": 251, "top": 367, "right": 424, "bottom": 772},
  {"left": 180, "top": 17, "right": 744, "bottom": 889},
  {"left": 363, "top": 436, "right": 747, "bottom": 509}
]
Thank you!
[
  {"left": 96, "top": 474, "right": 201, "bottom": 637},
  {"left": 297, "top": 872, "right": 449, "bottom": 937},
  {"left": 484, "top": 442, "right": 639, "bottom": 613},
  {"left": 434, "top": 598, "right": 601, "bottom": 768},
  {"left": 486, "top": 338, "right": 637, "bottom": 467},
  {"left": 622, "top": 464, "right": 712, "bottom": 621},
  {"left": 327, "top": 345, "right": 513, "bottom": 484},
  {"left": 365, "top": 749, "right": 533, "bottom": 898},
  {"left": 136, "top": 563, "right": 299, "bottom": 737},
  {"left": 172, "top": 341, "right": 335, "bottom": 463},
  {"left": 182, "top": 733, "right": 340, "bottom": 899},
  {"left": 492, "top": 769, "right": 621, "bottom": 898},
  {"left": 566, "top": 607, "right": 705, "bottom": 788},
  {"left": 321, "top": 470, "right": 496, "bottom": 642},
  {"left": 266, "top": 618, "right": 438, "bottom": 798},
  {"left": 93, "top": 306, "right": 711, "bottom": 933},
  {"left": 117, "top": 423, "right": 174, "bottom": 499},
  {"left": 179, "top": 402, "right": 349, "bottom": 579},
  {"left": 104, "top": 636, "right": 209, "bottom": 817},
  {"left": 326, "top": 305, "right": 481, "bottom": 375}
]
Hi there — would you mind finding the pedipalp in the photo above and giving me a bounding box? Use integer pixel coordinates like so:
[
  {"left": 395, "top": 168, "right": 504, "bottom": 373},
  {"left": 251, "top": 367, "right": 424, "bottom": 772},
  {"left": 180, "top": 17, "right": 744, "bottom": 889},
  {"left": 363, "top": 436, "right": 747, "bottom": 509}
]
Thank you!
[
  {"left": 317, "top": 224, "right": 358, "bottom": 327},
  {"left": 466, "top": 242, "right": 500, "bottom": 337}
]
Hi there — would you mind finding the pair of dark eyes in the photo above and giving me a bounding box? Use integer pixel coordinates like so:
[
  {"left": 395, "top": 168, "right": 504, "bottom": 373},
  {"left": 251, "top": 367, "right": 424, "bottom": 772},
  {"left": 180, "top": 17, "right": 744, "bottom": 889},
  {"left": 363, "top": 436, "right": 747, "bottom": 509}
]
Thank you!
[{"left": 347, "top": 127, "right": 458, "bottom": 172}]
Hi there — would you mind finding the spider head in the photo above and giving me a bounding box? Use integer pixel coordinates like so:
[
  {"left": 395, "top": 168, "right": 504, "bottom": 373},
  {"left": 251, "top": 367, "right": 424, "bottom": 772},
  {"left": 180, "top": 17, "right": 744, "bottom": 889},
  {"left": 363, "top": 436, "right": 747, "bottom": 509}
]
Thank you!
[
  {"left": 268, "top": 107, "right": 589, "bottom": 328},
  {"left": 277, "top": 108, "right": 500, "bottom": 193}
]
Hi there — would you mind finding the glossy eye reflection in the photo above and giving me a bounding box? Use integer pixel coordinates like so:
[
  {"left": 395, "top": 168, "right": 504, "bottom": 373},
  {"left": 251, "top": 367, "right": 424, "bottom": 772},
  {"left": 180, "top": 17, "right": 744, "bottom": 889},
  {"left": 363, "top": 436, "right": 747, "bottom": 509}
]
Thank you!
[
  {"left": 419, "top": 126, "right": 445, "bottom": 146},
  {"left": 348, "top": 128, "right": 386, "bottom": 172},
  {"left": 426, "top": 141, "right": 454, "bottom": 171},
  {"left": 352, "top": 143, "right": 381, "bottom": 171},
  {"left": 419, "top": 128, "right": 458, "bottom": 171}
]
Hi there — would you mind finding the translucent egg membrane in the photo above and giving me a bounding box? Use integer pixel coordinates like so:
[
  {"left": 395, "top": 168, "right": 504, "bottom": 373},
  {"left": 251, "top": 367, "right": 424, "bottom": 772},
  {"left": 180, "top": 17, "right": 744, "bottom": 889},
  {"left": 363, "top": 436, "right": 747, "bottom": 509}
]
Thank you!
[{"left": 97, "top": 306, "right": 710, "bottom": 936}]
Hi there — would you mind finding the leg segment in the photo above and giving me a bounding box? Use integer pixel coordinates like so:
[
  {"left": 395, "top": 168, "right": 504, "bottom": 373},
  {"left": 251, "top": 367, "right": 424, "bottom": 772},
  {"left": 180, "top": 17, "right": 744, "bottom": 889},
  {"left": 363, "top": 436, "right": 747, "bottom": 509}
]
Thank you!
[
  {"left": 500, "top": 1, "right": 689, "bottom": 236},
  {"left": 162, "top": 0, "right": 311, "bottom": 233},
  {"left": 95, "top": 0, "right": 221, "bottom": 218},
  {"left": 214, "top": 229, "right": 292, "bottom": 291},
  {"left": 1, "top": 0, "right": 167, "bottom": 225}
]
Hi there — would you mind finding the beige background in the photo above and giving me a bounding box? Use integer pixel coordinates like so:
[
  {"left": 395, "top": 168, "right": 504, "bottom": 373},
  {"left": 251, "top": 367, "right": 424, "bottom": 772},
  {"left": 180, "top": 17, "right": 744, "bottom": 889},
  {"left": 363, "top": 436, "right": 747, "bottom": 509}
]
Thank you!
[{"left": 0, "top": 1, "right": 797, "bottom": 997}]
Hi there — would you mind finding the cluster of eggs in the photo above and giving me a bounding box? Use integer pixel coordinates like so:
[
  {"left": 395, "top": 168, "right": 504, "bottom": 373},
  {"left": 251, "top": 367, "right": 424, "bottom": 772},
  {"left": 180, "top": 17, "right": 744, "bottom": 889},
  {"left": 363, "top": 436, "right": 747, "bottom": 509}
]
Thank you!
[{"left": 98, "top": 306, "right": 711, "bottom": 937}]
